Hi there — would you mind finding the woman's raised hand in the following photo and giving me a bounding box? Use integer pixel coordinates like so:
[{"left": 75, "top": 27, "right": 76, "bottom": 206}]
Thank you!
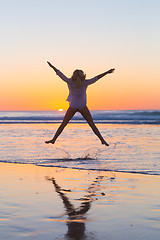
[
  {"left": 107, "top": 68, "right": 115, "bottom": 74},
  {"left": 47, "top": 61, "right": 53, "bottom": 68},
  {"left": 47, "top": 61, "right": 58, "bottom": 73}
]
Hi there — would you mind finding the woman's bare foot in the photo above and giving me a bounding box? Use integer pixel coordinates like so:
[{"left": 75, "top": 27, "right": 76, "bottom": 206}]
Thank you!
[
  {"left": 101, "top": 140, "right": 109, "bottom": 146},
  {"left": 45, "top": 139, "right": 55, "bottom": 144}
]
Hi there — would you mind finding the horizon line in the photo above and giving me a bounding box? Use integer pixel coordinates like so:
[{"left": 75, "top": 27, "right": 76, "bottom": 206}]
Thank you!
[{"left": 0, "top": 109, "right": 160, "bottom": 112}]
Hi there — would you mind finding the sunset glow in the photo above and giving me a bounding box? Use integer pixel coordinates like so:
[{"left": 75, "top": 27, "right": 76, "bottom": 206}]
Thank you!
[{"left": 1, "top": 1, "right": 160, "bottom": 111}]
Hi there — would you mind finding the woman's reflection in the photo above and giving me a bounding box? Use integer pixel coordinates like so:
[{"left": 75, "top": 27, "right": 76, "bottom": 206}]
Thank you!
[{"left": 47, "top": 176, "right": 104, "bottom": 239}]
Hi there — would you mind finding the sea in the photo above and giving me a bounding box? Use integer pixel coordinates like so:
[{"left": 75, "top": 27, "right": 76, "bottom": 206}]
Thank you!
[{"left": 0, "top": 110, "right": 160, "bottom": 175}]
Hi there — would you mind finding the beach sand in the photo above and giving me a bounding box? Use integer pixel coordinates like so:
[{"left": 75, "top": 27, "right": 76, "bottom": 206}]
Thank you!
[{"left": 0, "top": 162, "right": 160, "bottom": 240}]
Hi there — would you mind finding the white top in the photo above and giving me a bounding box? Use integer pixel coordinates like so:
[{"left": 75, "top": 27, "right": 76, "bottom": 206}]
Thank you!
[{"left": 57, "top": 70, "right": 98, "bottom": 109}]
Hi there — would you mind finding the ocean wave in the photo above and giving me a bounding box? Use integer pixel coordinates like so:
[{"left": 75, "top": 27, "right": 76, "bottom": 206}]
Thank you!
[{"left": 0, "top": 110, "right": 160, "bottom": 124}]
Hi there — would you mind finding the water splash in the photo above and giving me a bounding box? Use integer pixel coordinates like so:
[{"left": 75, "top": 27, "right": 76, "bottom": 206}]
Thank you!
[
  {"left": 80, "top": 147, "right": 100, "bottom": 160},
  {"left": 52, "top": 147, "right": 71, "bottom": 159},
  {"left": 106, "top": 143, "right": 117, "bottom": 156},
  {"left": 35, "top": 141, "right": 117, "bottom": 163}
]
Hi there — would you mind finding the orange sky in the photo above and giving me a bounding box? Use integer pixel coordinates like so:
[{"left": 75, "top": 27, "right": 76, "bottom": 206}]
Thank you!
[
  {"left": 1, "top": 1, "right": 160, "bottom": 111},
  {"left": 1, "top": 59, "right": 160, "bottom": 111}
]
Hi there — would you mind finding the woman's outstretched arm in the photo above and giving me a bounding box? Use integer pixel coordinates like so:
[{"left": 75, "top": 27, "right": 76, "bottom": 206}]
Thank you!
[
  {"left": 97, "top": 68, "right": 115, "bottom": 80},
  {"left": 47, "top": 61, "right": 70, "bottom": 83},
  {"left": 47, "top": 61, "right": 58, "bottom": 73},
  {"left": 86, "top": 68, "right": 115, "bottom": 86}
]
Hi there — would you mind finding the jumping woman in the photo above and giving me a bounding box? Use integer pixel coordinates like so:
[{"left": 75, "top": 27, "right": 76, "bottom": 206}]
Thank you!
[{"left": 45, "top": 62, "right": 115, "bottom": 146}]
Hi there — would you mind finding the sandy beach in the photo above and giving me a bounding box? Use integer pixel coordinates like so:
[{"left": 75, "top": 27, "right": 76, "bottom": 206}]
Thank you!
[{"left": 0, "top": 162, "right": 160, "bottom": 240}]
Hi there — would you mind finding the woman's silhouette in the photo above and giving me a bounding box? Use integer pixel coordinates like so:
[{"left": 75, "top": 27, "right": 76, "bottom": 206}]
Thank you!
[{"left": 45, "top": 62, "right": 115, "bottom": 146}]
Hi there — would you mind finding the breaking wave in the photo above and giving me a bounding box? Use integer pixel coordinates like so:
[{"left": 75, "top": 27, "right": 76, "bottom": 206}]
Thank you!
[{"left": 0, "top": 110, "right": 160, "bottom": 124}]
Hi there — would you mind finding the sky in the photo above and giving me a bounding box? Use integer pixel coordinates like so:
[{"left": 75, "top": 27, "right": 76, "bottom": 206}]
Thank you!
[{"left": 1, "top": 0, "right": 160, "bottom": 111}]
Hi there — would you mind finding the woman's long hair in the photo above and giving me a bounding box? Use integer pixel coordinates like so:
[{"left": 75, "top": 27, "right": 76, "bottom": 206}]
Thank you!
[{"left": 71, "top": 70, "right": 86, "bottom": 88}]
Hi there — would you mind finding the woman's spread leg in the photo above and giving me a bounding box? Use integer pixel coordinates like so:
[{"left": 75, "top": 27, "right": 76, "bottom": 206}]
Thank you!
[
  {"left": 78, "top": 106, "right": 109, "bottom": 146},
  {"left": 45, "top": 107, "right": 77, "bottom": 144}
]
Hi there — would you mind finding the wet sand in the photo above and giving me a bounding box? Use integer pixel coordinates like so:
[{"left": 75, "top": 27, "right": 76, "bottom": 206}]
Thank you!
[{"left": 0, "top": 162, "right": 160, "bottom": 240}]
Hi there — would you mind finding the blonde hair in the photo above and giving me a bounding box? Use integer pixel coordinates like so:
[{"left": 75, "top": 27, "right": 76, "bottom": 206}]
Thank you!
[{"left": 71, "top": 69, "right": 86, "bottom": 88}]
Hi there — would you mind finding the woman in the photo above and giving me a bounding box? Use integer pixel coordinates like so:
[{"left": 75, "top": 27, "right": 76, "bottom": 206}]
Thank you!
[{"left": 45, "top": 61, "right": 115, "bottom": 146}]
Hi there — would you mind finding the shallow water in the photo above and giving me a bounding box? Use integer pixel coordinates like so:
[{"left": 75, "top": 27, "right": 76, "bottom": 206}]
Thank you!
[{"left": 0, "top": 123, "right": 159, "bottom": 175}]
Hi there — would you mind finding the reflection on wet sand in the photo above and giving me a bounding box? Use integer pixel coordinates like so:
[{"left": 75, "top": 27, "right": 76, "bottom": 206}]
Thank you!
[{"left": 46, "top": 175, "right": 105, "bottom": 239}]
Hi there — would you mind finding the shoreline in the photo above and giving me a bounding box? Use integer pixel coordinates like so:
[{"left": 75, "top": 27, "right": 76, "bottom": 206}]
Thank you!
[
  {"left": 1, "top": 162, "right": 160, "bottom": 240},
  {"left": 1, "top": 161, "right": 160, "bottom": 177}
]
